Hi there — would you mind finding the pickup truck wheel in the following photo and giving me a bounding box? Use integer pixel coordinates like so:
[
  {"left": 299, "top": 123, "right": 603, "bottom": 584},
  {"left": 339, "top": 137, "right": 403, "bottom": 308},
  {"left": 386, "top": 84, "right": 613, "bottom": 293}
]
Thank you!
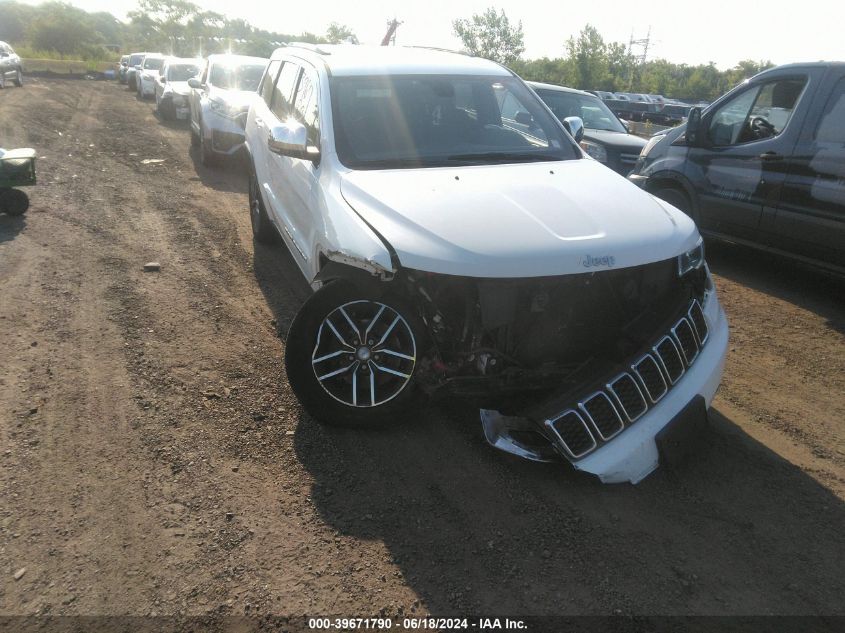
[
  {"left": 285, "top": 283, "right": 421, "bottom": 427},
  {"left": 653, "top": 186, "right": 694, "bottom": 219},
  {"left": 13, "top": 69, "right": 23, "bottom": 87},
  {"left": 248, "top": 169, "right": 277, "bottom": 244},
  {"left": 0, "top": 74, "right": 5, "bottom": 89},
  {"left": 190, "top": 125, "right": 200, "bottom": 147},
  {"left": 0, "top": 189, "right": 29, "bottom": 216}
]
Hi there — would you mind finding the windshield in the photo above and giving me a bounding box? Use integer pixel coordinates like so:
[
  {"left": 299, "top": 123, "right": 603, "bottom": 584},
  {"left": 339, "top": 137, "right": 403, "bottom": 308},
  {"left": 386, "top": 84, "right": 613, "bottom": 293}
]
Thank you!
[
  {"left": 209, "top": 63, "right": 265, "bottom": 91},
  {"left": 143, "top": 57, "right": 164, "bottom": 71},
  {"left": 535, "top": 89, "right": 627, "bottom": 133},
  {"left": 129, "top": 54, "right": 143, "bottom": 66},
  {"left": 331, "top": 75, "right": 578, "bottom": 169},
  {"left": 167, "top": 64, "right": 199, "bottom": 81}
]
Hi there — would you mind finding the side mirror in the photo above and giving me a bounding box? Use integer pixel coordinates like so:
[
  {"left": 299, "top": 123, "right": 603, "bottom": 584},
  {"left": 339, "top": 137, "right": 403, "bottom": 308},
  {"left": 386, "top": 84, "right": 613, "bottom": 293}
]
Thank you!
[
  {"left": 514, "top": 111, "right": 533, "bottom": 126},
  {"left": 160, "top": 76, "right": 167, "bottom": 83},
  {"left": 620, "top": 120, "right": 630, "bottom": 133},
  {"left": 187, "top": 77, "right": 202, "bottom": 89},
  {"left": 268, "top": 121, "right": 318, "bottom": 161},
  {"left": 562, "top": 116, "right": 585, "bottom": 143},
  {"left": 686, "top": 107, "right": 703, "bottom": 146}
]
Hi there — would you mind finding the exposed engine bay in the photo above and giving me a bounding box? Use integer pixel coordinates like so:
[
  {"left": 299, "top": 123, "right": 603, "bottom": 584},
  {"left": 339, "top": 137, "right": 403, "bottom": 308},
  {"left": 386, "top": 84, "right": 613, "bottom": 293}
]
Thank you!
[{"left": 399, "top": 258, "right": 707, "bottom": 409}]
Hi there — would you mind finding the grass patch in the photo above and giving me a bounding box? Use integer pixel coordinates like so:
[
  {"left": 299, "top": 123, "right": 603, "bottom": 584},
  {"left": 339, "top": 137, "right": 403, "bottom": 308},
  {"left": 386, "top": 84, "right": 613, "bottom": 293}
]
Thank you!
[{"left": 22, "top": 58, "right": 114, "bottom": 74}]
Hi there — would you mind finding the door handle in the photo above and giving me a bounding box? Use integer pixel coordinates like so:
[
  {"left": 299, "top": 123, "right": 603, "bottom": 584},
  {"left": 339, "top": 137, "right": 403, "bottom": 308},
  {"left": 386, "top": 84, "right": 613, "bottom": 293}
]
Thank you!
[{"left": 759, "top": 151, "right": 783, "bottom": 161}]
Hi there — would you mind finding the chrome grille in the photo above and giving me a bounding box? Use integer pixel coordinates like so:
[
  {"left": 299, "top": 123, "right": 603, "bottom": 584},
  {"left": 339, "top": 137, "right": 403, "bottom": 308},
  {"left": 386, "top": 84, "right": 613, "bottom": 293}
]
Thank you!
[
  {"left": 672, "top": 318, "right": 699, "bottom": 365},
  {"left": 545, "top": 410, "right": 596, "bottom": 459},
  {"left": 620, "top": 152, "right": 640, "bottom": 164},
  {"left": 632, "top": 354, "right": 667, "bottom": 403},
  {"left": 688, "top": 300, "right": 709, "bottom": 345},
  {"left": 654, "top": 335, "right": 685, "bottom": 384},
  {"left": 608, "top": 373, "right": 648, "bottom": 422},
  {"left": 580, "top": 392, "right": 624, "bottom": 440},
  {"left": 543, "top": 300, "right": 711, "bottom": 461}
]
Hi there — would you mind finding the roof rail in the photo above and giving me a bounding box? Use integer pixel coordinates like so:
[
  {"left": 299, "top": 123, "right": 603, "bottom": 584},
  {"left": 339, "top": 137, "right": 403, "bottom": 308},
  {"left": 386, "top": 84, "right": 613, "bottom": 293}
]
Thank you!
[
  {"left": 283, "top": 42, "right": 332, "bottom": 55},
  {"left": 406, "top": 46, "right": 470, "bottom": 57}
]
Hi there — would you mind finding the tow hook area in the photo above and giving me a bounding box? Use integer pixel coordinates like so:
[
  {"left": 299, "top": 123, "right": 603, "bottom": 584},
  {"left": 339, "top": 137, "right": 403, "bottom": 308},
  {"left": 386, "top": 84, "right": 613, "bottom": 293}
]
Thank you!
[{"left": 479, "top": 409, "right": 558, "bottom": 463}]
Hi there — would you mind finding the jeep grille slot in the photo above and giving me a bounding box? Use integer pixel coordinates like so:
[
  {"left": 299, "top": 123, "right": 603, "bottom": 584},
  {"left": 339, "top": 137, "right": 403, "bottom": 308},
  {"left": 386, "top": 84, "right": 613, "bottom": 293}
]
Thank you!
[
  {"left": 538, "top": 301, "right": 710, "bottom": 463},
  {"left": 632, "top": 354, "right": 667, "bottom": 403},
  {"left": 608, "top": 373, "right": 648, "bottom": 422},
  {"left": 545, "top": 410, "right": 596, "bottom": 459},
  {"left": 579, "top": 392, "right": 624, "bottom": 440},
  {"left": 654, "top": 335, "right": 685, "bottom": 384},
  {"left": 672, "top": 318, "right": 699, "bottom": 365},
  {"left": 688, "top": 300, "right": 709, "bottom": 345}
]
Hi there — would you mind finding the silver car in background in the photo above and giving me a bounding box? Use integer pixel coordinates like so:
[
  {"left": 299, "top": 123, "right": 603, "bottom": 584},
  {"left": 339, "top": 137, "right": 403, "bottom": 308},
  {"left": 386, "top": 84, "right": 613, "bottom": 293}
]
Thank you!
[
  {"left": 154, "top": 58, "right": 201, "bottom": 121},
  {"left": 187, "top": 54, "right": 268, "bottom": 166}
]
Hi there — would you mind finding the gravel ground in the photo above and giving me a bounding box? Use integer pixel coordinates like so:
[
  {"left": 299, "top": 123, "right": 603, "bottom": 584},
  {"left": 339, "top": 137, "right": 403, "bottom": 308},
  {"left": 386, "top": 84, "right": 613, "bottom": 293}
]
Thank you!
[{"left": 1, "top": 79, "right": 843, "bottom": 621}]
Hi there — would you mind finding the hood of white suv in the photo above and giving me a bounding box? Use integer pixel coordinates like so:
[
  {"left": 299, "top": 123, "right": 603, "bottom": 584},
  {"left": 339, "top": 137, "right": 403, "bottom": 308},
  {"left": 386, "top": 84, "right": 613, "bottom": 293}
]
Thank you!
[{"left": 340, "top": 158, "right": 699, "bottom": 278}]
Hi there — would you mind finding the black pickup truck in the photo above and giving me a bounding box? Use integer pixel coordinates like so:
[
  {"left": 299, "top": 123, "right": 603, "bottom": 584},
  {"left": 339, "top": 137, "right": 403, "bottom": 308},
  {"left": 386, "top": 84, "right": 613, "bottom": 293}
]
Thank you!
[{"left": 629, "top": 62, "right": 845, "bottom": 274}]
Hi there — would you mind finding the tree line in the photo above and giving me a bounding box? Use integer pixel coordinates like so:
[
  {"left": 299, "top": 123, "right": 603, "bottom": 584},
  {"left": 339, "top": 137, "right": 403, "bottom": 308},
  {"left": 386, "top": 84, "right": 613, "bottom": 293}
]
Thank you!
[
  {"left": 0, "top": 0, "right": 772, "bottom": 102},
  {"left": 453, "top": 9, "right": 773, "bottom": 102},
  {"left": 0, "top": 0, "right": 357, "bottom": 60}
]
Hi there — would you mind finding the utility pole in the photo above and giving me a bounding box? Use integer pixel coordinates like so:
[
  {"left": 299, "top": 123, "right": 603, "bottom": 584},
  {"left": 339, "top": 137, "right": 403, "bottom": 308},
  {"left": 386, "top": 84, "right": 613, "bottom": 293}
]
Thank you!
[{"left": 627, "top": 26, "right": 651, "bottom": 90}]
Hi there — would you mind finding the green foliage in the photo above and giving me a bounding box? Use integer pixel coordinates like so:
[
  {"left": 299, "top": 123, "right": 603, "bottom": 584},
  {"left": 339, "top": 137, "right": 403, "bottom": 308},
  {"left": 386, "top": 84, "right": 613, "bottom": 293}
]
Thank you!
[
  {"left": 0, "top": 0, "right": 330, "bottom": 61},
  {"left": 513, "top": 23, "right": 774, "bottom": 102},
  {"left": 325, "top": 23, "right": 359, "bottom": 45},
  {"left": 453, "top": 7, "right": 525, "bottom": 65}
]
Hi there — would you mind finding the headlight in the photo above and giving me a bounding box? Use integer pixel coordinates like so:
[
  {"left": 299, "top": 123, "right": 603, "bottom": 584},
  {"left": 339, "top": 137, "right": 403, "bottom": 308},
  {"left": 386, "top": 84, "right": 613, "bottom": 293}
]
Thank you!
[
  {"left": 640, "top": 134, "right": 664, "bottom": 157},
  {"left": 579, "top": 140, "right": 607, "bottom": 163},
  {"left": 210, "top": 99, "right": 248, "bottom": 118},
  {"left": 678, "top": 238, "right": 705, "bottom": 276}
]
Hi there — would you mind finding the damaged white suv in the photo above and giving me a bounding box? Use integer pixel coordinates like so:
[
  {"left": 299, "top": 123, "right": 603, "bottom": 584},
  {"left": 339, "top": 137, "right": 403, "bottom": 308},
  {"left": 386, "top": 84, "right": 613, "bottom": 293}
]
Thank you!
[{"left": 245, "top": 45, "right": 729, "bottom": 484}]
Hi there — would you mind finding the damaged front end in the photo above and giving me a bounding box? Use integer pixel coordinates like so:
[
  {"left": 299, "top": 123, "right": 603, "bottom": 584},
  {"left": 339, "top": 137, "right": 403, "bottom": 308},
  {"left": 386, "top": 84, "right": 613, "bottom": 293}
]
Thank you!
[{"left": 395, "top": 254, "right": 727, "bottom": 483}]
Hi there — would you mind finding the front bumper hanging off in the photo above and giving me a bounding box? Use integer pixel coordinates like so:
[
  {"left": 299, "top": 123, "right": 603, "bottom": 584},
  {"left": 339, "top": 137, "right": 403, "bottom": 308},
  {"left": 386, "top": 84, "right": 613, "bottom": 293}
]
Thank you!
[{"left": 480, "top": 291, "right": 729, "bottom": 484}]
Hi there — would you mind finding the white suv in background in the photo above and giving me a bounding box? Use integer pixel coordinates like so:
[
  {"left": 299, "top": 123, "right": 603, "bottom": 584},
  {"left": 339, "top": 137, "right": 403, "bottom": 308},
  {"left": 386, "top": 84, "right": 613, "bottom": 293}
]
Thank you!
[
  {"left": 0, "top": 41, "right": 23, "bottom": 89},
  {"left": 187, "top": 54, "right": 268, "bottom": 165},
  {"left": 244, "top": 45, "right": 729, "bottom": 484},
  {"left": 136, "top": 54, "right": 165, "bottom": 99}
]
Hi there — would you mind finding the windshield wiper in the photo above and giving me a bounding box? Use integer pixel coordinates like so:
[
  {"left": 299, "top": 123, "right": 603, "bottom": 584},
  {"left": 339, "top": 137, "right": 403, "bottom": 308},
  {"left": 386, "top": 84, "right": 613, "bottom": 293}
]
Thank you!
[
  {"left": 351, "top": 157, "right": 448, "bottom": 169},
  {"left": 445, "top": 151, "right": 562, "bottom": 163}
]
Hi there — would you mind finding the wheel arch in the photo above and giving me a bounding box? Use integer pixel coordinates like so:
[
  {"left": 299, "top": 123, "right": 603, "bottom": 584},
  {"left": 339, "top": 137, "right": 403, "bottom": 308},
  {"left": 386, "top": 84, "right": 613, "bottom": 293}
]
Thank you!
[{"left": 645, "top": 170, "right": 700, "bottom": 220}]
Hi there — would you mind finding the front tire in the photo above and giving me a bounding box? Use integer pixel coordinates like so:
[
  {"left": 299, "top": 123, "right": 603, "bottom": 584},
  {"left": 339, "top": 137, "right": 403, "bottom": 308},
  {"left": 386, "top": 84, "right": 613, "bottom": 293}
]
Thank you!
[
  {"left": 653, "top": 186, "right": 694, "bottom": 219},
  {"left": 285, "top": 282, "right": 422, "bottom": 427},
  {"left": 13, "top": 69, "right": 22, "bottom": 87},
  {"left": 199, "top": 127, "right": 217, "bottom": 166},
  {"left": 248, "top": 168, "right": 277, "bottom": 244}
]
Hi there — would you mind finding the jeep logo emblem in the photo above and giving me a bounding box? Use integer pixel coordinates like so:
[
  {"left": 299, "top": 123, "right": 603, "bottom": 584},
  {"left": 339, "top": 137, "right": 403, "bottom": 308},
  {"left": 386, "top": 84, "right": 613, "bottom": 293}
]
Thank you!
[{"left": 582, "top": 254, "right": 616, "bottom": 268}]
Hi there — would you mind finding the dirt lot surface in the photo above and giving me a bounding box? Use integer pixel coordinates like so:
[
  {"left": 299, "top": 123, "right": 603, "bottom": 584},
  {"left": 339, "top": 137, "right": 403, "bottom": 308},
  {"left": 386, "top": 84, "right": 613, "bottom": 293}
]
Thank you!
[{"left": 1, "top": 79, "right": 843, "bottom": 620}]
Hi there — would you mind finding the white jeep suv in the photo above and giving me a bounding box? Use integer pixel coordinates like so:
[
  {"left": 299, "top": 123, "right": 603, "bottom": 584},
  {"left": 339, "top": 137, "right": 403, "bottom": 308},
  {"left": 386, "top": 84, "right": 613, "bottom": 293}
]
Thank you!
[{"left": 244, "top": 45, "right": 729, "bottom": 484}]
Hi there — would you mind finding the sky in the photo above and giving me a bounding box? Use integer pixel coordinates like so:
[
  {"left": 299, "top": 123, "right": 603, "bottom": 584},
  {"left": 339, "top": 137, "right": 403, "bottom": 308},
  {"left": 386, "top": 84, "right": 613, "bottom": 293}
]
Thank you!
[{"left": 17, "top": 0, "right": 845, "bottom": 69}]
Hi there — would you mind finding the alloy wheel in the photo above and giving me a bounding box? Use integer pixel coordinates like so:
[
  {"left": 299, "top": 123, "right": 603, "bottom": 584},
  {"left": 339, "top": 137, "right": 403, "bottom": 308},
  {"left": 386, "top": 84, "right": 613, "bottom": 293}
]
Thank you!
[{"left": 311, "top": 300, "right": 416, "bottom": 407}]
